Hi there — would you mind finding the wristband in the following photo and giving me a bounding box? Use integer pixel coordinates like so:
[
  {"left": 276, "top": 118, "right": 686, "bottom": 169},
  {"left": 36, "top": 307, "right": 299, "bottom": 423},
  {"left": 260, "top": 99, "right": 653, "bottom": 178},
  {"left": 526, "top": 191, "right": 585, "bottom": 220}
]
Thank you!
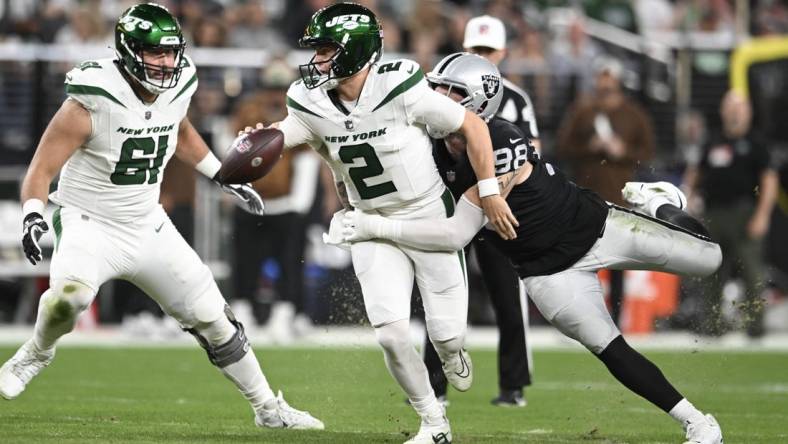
[
  {"left": 477, "top": 178, "right": 500, "bottom": 198},
  {"left": 22, "top": 198, "right": 45, "bottom": 217},
  {"left": 196, "top": 152, "right": 222, "bottom": 179}
]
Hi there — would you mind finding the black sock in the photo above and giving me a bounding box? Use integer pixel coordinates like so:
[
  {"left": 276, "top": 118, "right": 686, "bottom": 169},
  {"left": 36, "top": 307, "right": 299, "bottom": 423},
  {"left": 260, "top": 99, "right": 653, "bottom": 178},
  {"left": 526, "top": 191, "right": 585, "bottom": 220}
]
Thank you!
[
  {"left": 655, "top": 204, "right": 711, "bottom": 239},
  {"left": 596, "top": 336, "right": 683, "bottom": 413}
]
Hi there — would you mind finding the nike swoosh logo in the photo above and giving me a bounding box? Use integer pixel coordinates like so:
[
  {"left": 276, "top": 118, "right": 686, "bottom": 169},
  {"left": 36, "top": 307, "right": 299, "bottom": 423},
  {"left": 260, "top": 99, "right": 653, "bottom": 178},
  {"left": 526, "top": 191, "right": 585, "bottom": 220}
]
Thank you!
[
  {"left": 454, "top": 353, "right": 470, "bottom": 379},
  {"left": 509, "top": 138, "right": 522, "bottom": 144},
  {"left": 154, "top": 222, "right": 164, "bottom": 233},
  {"left": 407, "top": 65, "right": 415, "bottom": 74},
  {"left": 432, "top": 432, "right": 450, "bottom": 443}
]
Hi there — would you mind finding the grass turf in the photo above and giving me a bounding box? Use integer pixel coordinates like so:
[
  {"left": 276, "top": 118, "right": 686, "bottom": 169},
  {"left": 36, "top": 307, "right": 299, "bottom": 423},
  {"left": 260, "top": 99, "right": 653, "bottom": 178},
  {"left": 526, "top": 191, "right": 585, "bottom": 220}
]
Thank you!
[{"left": 0, "top": 346, "right": 786, "bottom": 443}]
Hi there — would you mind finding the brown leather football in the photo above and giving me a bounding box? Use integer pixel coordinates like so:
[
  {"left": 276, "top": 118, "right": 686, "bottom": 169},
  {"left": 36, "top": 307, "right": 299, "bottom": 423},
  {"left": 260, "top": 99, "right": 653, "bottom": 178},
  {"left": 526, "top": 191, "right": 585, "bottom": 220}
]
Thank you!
[{"left": 219, "top": 128, "right": 284, "bottom": 184}]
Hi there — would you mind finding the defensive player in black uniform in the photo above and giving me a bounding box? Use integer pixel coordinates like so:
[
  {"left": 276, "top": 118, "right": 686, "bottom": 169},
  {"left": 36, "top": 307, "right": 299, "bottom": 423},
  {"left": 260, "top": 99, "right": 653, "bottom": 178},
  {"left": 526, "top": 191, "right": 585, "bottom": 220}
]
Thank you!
[
  {"left": 419, "top": 52, "right": 532, "bottom": 407},
  {"left": 342, "top": 58, "right": 725, "bottom": 444}
]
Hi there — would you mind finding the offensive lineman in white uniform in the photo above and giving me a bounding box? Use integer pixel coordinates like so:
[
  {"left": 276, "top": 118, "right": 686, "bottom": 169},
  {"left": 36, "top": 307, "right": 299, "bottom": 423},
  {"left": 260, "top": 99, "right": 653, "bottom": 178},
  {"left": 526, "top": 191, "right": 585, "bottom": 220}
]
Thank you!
[
  {"left": 244, "top": 3, "right": 515, "bottom": 443},
  {"left": 0, "top": 3, "right": 323, "bottom": 431}
]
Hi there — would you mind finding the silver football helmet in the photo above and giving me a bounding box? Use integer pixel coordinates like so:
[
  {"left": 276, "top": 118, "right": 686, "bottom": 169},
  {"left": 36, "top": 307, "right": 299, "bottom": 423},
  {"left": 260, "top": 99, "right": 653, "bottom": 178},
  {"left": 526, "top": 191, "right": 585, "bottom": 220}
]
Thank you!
[{"left": 427, "top": 52, "right": 504, "bottom": 123}]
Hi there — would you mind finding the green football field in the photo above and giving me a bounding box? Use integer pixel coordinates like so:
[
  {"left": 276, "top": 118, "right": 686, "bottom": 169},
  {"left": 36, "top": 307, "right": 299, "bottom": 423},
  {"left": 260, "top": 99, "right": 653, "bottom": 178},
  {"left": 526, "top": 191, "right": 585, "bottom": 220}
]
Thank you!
[{"left": 0, "top": 346, "right": 786, "bottom": 443}]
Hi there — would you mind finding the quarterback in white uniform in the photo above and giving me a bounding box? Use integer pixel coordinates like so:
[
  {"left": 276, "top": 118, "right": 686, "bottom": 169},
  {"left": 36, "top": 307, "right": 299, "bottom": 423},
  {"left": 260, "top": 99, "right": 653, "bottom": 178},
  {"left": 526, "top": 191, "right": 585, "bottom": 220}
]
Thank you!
[
  {"left": 0, "top": 3, "right": 323, "bottom": 431},
  {"left": 244, "top": 3, "right": 515, "bottom": 444}
]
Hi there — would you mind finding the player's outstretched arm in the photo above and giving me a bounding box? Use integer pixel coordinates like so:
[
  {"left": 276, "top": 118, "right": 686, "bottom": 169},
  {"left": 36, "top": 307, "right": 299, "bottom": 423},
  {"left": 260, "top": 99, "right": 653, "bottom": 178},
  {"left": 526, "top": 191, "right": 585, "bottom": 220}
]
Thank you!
[
  {"left": 342, "top": 195, "right": 485, "bottom": 251},
  {"left": 457, "top": 109, "right": 519, "bottom": 239},
  {"left": 20, "top": 98, "right": 91, "bottom": 265},
  {"left": 180, "top": 118, "right": 265, "bottom": 215},
  {"left": 342, "top": 170, "right": 522, "bottom": 251}
]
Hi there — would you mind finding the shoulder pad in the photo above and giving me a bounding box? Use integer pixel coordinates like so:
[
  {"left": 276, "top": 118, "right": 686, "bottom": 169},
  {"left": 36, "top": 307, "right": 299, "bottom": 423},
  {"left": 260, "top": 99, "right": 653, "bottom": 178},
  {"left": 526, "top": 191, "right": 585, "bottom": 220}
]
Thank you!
[
  {"left": 369, "top": 58, "right": 426, "bottom": 111},
  {"left": 373, "top": 58, "right": 423, "bottom": 85},
  {"left": 64, "top": 58, "right": 125, "bottom": 110},
  {"left": 286, "top": 80, "right": 327, "bottom": 119}
]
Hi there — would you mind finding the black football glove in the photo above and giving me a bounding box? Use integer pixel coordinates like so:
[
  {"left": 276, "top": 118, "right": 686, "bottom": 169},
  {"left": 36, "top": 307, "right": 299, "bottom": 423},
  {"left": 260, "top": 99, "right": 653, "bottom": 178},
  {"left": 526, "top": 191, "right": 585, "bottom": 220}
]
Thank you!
[
  {"left": 213, "top": 174, "right": 265, "bottom": 215},
  {"left": 22, "top": 212, "right": 49, "bottom": 265}
]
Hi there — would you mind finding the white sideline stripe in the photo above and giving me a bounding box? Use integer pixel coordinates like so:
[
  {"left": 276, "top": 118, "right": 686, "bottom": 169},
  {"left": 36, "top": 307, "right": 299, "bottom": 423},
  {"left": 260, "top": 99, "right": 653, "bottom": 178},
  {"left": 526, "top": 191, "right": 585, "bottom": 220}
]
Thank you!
[{"left": 0, "top": 325, "right": 787, "bottom": 351}]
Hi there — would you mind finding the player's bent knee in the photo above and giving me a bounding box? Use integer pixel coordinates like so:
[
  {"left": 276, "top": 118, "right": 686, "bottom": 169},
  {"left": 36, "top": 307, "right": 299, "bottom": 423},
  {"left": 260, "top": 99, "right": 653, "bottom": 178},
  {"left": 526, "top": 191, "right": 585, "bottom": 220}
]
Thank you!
[
  {"left": 48, "top": 279, "right": 95, "bottom": 320},
  {"left": 700, "top": 243, "right": 723, "bottom": 277},
  {"left": 374, "top": 320, "right": 411, "bottom": 353},
  {"left": 186, "top": 307, "right": 250, "bottom": 368},
  {"left": 552, "top": 309, "right": 620, "bottom": 355}
]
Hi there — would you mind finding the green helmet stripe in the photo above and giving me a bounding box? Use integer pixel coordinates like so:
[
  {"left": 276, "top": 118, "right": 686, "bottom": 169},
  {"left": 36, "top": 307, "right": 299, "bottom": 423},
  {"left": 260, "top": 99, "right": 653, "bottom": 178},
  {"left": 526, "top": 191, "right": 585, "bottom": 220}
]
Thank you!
[
  {"left": 372, "top": 68, "right": 424, "bottom": 112},
  {"left": 287, "top": 96, "right": 325, "bottom": 119},
  {"left": 66, "top": 84, "right": 126, "bottom": 108},
  {"left": 169, "top": 73, "right": 198, "bottom": 104}
]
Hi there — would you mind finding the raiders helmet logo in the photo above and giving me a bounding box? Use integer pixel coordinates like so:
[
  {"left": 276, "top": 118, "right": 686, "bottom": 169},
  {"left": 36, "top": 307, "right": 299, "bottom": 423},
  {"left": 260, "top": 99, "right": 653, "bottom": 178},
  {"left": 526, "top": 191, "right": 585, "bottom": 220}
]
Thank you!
[{"left": 481, "top": 74, "right": 500, "bottom": 99}]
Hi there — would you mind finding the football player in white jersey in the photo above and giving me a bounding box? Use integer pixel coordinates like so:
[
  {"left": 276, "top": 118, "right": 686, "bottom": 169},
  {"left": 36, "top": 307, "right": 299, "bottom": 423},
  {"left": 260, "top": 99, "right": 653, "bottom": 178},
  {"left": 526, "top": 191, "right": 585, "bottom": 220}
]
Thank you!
[
  {"left": 341, "top": 60, "right": 725, "bottom": 444},
  {"left": 241, "top": 3, "right": 515, "bottom": 443},
  {"left": 0, "top": 3, "right": 323, "bottom": 431}
]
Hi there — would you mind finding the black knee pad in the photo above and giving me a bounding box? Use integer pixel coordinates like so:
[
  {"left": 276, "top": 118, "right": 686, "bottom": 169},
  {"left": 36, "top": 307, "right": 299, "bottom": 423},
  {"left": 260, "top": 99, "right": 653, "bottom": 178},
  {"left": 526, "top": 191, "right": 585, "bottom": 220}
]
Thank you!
[{"left": 185, "top": 310, "right": 250, "bottom": 368}]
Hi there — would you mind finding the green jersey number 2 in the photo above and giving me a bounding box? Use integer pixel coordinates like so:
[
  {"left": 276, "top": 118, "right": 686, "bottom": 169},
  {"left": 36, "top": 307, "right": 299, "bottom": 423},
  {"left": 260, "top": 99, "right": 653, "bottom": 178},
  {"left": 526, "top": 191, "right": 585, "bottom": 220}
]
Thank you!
[
  {"left": 339, "top": 143, "right": 397, "bottom": 199},
  {"left": 110, "top": 135, "right": 168, "bottom": 185}
]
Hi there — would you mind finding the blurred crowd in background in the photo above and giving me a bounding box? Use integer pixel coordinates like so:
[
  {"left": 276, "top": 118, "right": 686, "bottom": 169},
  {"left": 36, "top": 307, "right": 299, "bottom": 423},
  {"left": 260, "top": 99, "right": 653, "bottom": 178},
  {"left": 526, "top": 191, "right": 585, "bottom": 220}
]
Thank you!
[{"left": 1, "top": 0, "right": 787, "bottom": 341}]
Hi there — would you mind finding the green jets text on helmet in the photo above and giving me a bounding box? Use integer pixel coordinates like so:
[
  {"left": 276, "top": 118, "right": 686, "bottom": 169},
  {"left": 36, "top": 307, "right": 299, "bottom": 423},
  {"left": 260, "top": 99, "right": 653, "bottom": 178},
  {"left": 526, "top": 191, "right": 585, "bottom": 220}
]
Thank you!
[
  {"left": 114, "top": 3, "right": 186, "bottom": 95},
  {"left": 298, "top": 2, "right": 383, "bottom": 90}
]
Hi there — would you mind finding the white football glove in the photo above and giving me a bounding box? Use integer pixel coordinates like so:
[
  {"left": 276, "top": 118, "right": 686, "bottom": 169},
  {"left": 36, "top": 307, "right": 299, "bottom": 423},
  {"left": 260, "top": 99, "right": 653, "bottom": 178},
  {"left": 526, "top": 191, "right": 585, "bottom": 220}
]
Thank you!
[
  {"left": 341, "top": 210, "right": 385, "bottom": 243},
  {"left": 322, "top": 209, "right": 350, "bottom": 250},
  {"left": 220, "top": 183, "right": 265, "bottom": 215}
]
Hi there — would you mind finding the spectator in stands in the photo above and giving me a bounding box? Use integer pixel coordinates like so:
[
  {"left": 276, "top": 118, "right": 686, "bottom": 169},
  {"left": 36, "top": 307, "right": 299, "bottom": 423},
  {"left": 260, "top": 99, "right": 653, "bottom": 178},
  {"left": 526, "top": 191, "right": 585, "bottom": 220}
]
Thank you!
[
  {"left": 549, "top": 14, "right": 601, "bottom": 98},
  {"left": 0, "top": 0, "right": 67, "bottom": 43},
  {"left": 634, "top": 0, "right": 676, "bottom": 35},
  {"left": 54, "top": 5, "right": 111, "bottom": 46},
  {"left": 556, "top": 56, "right": 655, "bottom": 325},
  {"left": 684, "top": 90, "right": 778, "bottom": 337},
  {"left": 224, "top": 1, "right": 287, "bottom": 52},
  {"left": 674, "top": 0, "right": 734, "bottom": 35},
  {"left": 583, "top": 0, "right": 639, "bottom": 33},
  {"left": 407, "top": 1, "right": 446, "bottom": 68},
  {"left": 506, "top": 23, "right": 551, "bottom": 132}
]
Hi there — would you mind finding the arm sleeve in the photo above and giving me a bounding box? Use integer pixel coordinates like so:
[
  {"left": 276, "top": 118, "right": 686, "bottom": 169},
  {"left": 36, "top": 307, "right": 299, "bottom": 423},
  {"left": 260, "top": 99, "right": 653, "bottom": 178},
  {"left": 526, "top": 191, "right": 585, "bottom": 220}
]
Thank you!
[
  {"left": 279, "top": 112, "right": 318, "bottom": 150},
  {"left": 406, "top": 84, "right": 466, "bottom": 133},
  {"left": 376, "top": 195, "right": 486, "bottom": 251}
]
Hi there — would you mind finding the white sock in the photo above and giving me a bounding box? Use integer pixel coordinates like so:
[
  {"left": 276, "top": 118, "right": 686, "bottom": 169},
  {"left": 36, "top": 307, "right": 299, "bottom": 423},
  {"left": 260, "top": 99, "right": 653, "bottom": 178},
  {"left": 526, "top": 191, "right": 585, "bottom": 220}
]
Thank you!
[
  {"left": 410, "top": 395, "right": 444, "bottom": 422},
  {"left": 375, "top": 321, "right": 441, "bottom": 418},
  {"left": 197, "top": 318, "right": 275, "bottom": 413},
  {"left": 669, "top": 398, "right": 705, "bottom": 425},
  {"left": 219, "top": 349, "right": 276, "bottom": 413}
]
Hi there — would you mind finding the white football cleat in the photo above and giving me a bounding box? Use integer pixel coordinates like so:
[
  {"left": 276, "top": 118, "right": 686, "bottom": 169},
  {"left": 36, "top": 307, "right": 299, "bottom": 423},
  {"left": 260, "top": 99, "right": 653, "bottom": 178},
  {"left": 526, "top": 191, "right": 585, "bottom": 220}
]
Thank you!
[
  {"left": 255, "top": 391, "right": 324, "bottom": 430},
  {"left": 622, "top": 181, "right": 687, "bottom": 217},
  {"left": 441, "top": 349, "right": 472, "bottom": 392},
  {"left": 404, "top": 414, "right": 452, "bottom": 444},
  {"left": 0, "top": 340, "right": 55, "bottom": 400},
  {"left": 683, "top": 414, "right": 723, "bottom": 444}
]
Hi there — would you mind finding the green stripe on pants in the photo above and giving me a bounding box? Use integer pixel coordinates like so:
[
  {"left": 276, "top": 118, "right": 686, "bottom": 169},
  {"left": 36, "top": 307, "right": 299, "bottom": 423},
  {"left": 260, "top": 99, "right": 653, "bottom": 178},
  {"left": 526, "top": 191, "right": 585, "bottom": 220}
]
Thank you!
[
  {"left": 52, "top": 207, "right": 62, "bottom": 251},
  {"left": 439, "top": 188, "right": 467, "bottom": 286}
]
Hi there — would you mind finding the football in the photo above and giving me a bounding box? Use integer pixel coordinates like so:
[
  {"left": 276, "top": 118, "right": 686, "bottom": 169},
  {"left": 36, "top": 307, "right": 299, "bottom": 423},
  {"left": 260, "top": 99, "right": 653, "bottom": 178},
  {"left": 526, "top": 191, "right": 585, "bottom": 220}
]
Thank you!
[{"left": 218, "top": 127, "right": 284, "bottom": 184}]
